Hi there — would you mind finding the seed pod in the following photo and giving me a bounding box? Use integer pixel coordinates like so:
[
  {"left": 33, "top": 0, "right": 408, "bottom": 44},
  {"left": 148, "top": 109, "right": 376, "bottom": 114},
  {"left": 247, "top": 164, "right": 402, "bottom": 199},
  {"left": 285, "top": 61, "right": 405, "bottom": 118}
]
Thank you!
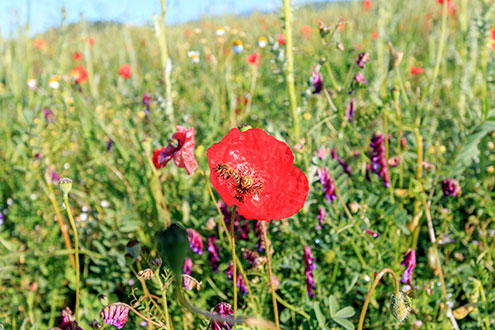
[
  {"left": 390, "top": 292, "right": 410, "bottom": 322},
  {"left": 58, "top": 178, "right": 73, "bottom": 195}
]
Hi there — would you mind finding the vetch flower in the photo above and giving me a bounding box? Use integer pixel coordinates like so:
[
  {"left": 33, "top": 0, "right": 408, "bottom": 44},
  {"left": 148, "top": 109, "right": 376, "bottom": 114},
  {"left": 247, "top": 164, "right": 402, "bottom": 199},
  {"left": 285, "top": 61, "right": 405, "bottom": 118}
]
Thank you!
[
  {"left": 100, "top": 303, "right": 129, "bottom": 329},
  {"left": 311, "top": 71, "right": 323, "bottom": 94},
  {"left": 143, "top": 93, "right": 151, "bottom": 115},
  {"left": 354, "top": 72, "right": 367, "bottom": 84},
  {"left": 218, "top": 201, "right": 250, "bottom": 240},
  {"left": 183, "top": 257, "right": 192, "bottom": 274},
  {"left": 107, "top": 138, "right": 113, "bottom": 152},
  {"left": 304, "top": 245, "right": 316, "bottom": 298},
  {"left": 317, "top": 207, "right": 325, "bottom": 230},
  {"left": 242, "top": 248, "right": 266, "bottom": 270},
  {"left": 226, "top": 262, "right": 248, "bottom": 295},
  {"left": 317, "top": 167, "right": 336, "bottom": 203},
  {"left": 183, "top": 274, "right": 202, "bottom": 291},
  {"left": 118, "top": 64, "right": 131, "bottom": 79},
  {"left": 208, "top": 302, "right": 233, "bottom": 330},
  {"left": 258, "top": 36, "right": 267, "bottom": 48},
  {"left": 187, "top": 229, "right": 204, "bottom": 255},
  {"left": 43, "top": 108, "right": 55, "bottom": 123},
  {"left": 153, "top": 126, "right": 198, "bottom": 175},
  {"left": 207, "top": 128, "right": 309, "bottom": 221},
  {"left": 356, "top": 52, "right": 370, "bottom": 68},
  {"left": 369, "top": 133, "right": 390, "bottom": 187},
  {"left": 345, "top": 99, "right": 355, "bottom": 122},
  {"left": 401, "top": 249, "right": 416, "bottom": 285},
  {"left": 331, "top": 148, "right": 351, "bottom": 177},
  {"left": 59, "top": 307, "right": 82, "bottom": 330},
  {"left": 232, "top": 40, "right": 243, "bottom": 53},
  {"left": 255, "top": 221, "right": 266, "bottom": 252},
  {"left": 441, "top": 178, "right": 461, "bottom": 197},
  {"left": 207, "top": 236, "right": 221, "bottom": 272}
]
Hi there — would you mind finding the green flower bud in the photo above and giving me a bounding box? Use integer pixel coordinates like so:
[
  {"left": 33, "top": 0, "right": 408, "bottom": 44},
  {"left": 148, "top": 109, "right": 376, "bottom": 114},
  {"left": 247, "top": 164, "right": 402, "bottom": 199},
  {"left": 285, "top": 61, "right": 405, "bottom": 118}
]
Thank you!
[
  {"left": 157, "top": 223, "right": 189, "bottom": 276},
  {"left": 390, "top": 291, "right": 410, "bottom": 322},
  {"left": 238, "top": 123, "right": 252, "bottom": 132},
  {"left": 58, "top": 178, "right": 72, "bottom": 195}
]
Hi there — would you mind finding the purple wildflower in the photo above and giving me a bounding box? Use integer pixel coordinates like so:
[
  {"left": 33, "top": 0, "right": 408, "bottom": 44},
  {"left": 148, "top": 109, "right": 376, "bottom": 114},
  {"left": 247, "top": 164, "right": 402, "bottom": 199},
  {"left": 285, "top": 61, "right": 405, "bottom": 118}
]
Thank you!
[
  {"left": 365, "top": 228, "right": 379, "bottom": 238},
  {"left": 100, "top": 303, "right": 129, "bottom": 329},
  {"left": 107, "top": 138, "right": 113, "bottom": 152},
  {"left": 354, "top": 72, "right": 367, "bottom": 84},
  {"left": 183, "top": 257, "right": 192, "bottom": 275},
  {"left": 143, "top": 93, "right": 151, "bottom": 115},
  {"left": 208, "top": 302, "right": 233, "bottom": 330},
  {"left": 242, "top": 248, "right": 266, "bottom": 270},
  {"left": 304, "top": 245, "right": 316, "bottom": 298},
  {"left": 331, "top": 148, "right": 351, "bottom": 177},
  {"left": 0, "top": 211, "right": 3, "bottom": 229},
  {"left": 317, "top": 167, "right": 337, "bottom": 203},
  {"left": 51, "top": 169, "right": 60, "bottom": 184},
  {"left": 255, "top": 221, "right": 266, "bottom": 252},
  {"left": 317, "top": 207, "right": 325, "bottom": 230},
  {"left": 207, "top": 236, "right": 221, "bottom": 272},
  {"left": 226, "top": 262, "right": 248, "bottom": 296},
  {"left": 311, "top": 71, "right": 323, "bottom": 94},
  {"left": 356, "top": 52, "right": 370, "bottom": 68},
  {"left": 369, "top": 133, "right": 390, "bottom": 187},
  {"left": 59, "top": 307, "right": 82, "bottom": 330},
  {"left": 441, "top": 179, "right": 461, "bottom": 197},
  {"left": 187, "top": 229, "right": 204, "bottom": 255},
  {"left": 43, "top": 108, "right": 55, "bottom": 123},
  {"left": 218, "top": 201, "right": 250, "bottom": 240},
  {"left": 400, "top": 249, "right": 416, "bottom": 285},
  {"left": 345, "top": 99, "right": 355, "bottom": 122}
]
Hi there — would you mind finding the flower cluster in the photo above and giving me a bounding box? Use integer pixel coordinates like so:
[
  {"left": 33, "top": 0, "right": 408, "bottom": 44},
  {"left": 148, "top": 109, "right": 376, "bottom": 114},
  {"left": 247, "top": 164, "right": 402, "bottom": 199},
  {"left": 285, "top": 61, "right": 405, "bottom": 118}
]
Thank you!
[
  {"left": 331, "top": 148, "right": 351, "bottom": 177},
  {"left": 218, "top": 201, "right": 250, "bottom": 240},
  {"left": 57, "top": 307, "right": 82, "bottom": 330},
  {"left": 208, "top": 302, "right": 233, "bottom": 330},
  {"left": 311, "top": 71, "right": 323, "bottom": 94},
  {"left": 207, "top": 236, "right": 221, "bottom": 272},
  {"left": 369, "top": 133, "right": 390, "bottom": 187},
  {"left": 356, "top": 52, "right": 370, "bottom": 68},
  {"left": 441, "top": 178, "right": 461, "bottom": 197},
  {"left": 401, "top": 249, "right": 416, "bottom": 285},
  {"left": 317, "top": 167, "right": 337, "bottom": 203},
  {"left": 317, "top": 207, "right": 325, "bottom": 230},
  {"left": 100, "top": 303, "right": 129, "bottom": 329},
  {"left": 226, "top": 262, "right": 248, "bottom": 295},
  {"left": 187, "top": 228, "right": 204, "bottom": 255},
  {"left": 304, "top": 245, "right": 316, "bottom": 298},
  {"left": 242, "top": 248, "right": 266, "bottom": 270}
]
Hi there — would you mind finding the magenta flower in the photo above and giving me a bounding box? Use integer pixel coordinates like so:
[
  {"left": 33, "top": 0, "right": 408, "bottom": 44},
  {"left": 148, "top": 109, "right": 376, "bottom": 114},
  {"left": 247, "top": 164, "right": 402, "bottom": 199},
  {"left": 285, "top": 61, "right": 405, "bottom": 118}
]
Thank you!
[
  {"left": 208, "top": 302, "right": 233, "bottom": 330},
  {"left": 317, "top": 167, "right": 337, "bottom": 203},
  {"left": 226, "top": 262, "right": 248, "bottom": 295},
  {"left": 143, "top": 93, "right": 151, "bottom": 115},
  {"left": 43, "top": 107, "right": 55, "bottom": 123},
  {"left": 100, "top": 303, "right": 129, "bottom": 329},
  {"left": 187, "top": 229, "right": 204, "bottom": 255},
  {"left": 354, "top": 72, "right": 367, "bottom": 84},
  {"left": 183, "top": 257, "right": 192, "bottom": 275},
  {"left": 345, "top": 99, "right": 355, "bottom": 122},
  {"left": 400, "top": 249, "right": 416, "bottom": 285},
  {"left": 304, "top": 245, "right": 316, "bottom": 298},
  {"left": 365, "top": 228, "right": 379, "bottom": 238},
  {"left": 331, "top": 148, "right": 351, "bottom": 177},
  {"left": 59, "top": 307, "right": 82, "bottom": 330},
  {"left": 356, "top": 52, "right": 370, "bottom": 68},
  {"left": 152, "top": 126, "right": 198, "bottom": 175},
  {"left": 311, "top": 71, "right": 323, "bottom": 94},
  {"left": 441, "top": 179, "right": 461, "bottom": 197},
  {"left": 218, "top": 201, "right": 250, "bottom": 240},
  {"left": 369, "top": 133, "right": 390, "bottom": 187},
  {"left": 107, "top": 138, "right": 113, "bottom": 152},
  {"left": 317, "top": 207, "right": 325, "bottom": 230},
  {"left": 207, "top": 236, "right": 221, "bottom": 272}
]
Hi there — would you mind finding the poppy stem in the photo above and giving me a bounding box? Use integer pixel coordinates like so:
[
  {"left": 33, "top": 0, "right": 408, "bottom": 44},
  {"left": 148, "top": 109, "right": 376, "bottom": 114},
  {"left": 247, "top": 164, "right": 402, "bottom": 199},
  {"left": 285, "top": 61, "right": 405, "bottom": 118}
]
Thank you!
[
  {"left": 261, "top": 221, "right": 280, "bottom": 329},
  {"left": 230, "top": 205, "right": 238, "bottom": 329}
]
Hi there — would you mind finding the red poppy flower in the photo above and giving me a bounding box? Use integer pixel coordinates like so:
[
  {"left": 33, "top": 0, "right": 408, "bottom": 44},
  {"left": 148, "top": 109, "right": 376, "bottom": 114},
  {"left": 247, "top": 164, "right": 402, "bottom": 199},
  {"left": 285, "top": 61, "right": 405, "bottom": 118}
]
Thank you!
[
  {"left": 73, "top": 52, "right": 82, "bottom": 61},
  {"left": 246, "top": 53, "right": 260, "bottom": 65},
  {"left": 491, "top": 28, "right": 495, "bottom": 50},
  {"left": 300, "top": 25, "right": 312, "bottom": 39},
  {"left": 371, "top": 31, "right": 378, "bottom": 40},
  {"left": 363, "top": 0, "right": 372, "bottom": 10},
  {"left": 153, "top": 126, "right": 198, "bottom": 175},
  {"left": 410, "top": 66, "right": 425, "bottom": 75},
  {"left": 278, "top": 33, "right": 286, "bottom": 46},
  {"left": 88, "top": 37, "right": 95, "bottom": 46},
  {"left": 207, "top": 128, "right": 309, "bottom": 221},
  {"left": 118, "top": 64, "right": 131, "bottom": 79},
  {"left": 71, "top": 65, "right": 88, "bottom": 84}
]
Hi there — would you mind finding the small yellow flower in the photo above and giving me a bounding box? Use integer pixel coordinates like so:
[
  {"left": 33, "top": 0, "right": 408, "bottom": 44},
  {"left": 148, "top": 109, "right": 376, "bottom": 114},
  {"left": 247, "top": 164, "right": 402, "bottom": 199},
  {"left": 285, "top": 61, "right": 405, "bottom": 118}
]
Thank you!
[
  {"left": 487, "top": 166, "right": 494, "bottom": 174},
  {"left": 438, "top": 145, "right": 446, "bottom": 153},
  {"left": 303, "top": 112, "right": 312, "bottom": 120},
  {"left": 427, "top": 146, "right": 435, "bottom": 154},
  {"left": 137, "top": 111, "right": 146, "bottom": 119},
  {"left": 195, "top": 145, "right": 205, "bottom": 158},
  {"left": 231, "top": 28, "right": 238, "bottom": 35}
]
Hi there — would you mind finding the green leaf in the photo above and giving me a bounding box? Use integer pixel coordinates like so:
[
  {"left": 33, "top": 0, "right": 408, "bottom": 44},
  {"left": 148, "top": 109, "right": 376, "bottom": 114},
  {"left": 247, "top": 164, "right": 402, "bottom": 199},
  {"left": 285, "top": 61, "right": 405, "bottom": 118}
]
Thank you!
[
  {"left": 452, "top": 120, "right": 495, "bottom": 176},
  {"left": 334, "top": 306, "right": 356, "bottom": 319},
  {"left": 313, "top": 302, "right": 326, "bottom": 326},
  {"left": 280, "top": 308, "right": 291, "bottom": 323},
  {"left": 328, "top": 295, "right": 339, "bottom": 317},
  {"left": 334, "top": 317, "right": 355, "bottom": 330}
]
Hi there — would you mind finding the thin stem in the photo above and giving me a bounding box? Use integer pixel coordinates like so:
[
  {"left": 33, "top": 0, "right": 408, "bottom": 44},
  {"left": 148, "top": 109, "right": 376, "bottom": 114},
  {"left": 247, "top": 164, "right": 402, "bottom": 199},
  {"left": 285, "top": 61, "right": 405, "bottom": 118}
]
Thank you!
[
  {"left": 156, "top": 272, "right": 173, "bottom": 330},
  {"left": 283, "top": 0, "right": 300, "bottom": 141},
  {"left": 245, "top": 64, "right": 258, "bottom": 115},
  {"left": 262, "top": 222, "right": 280, "bottom": 329},
  {"left": 357, "top": 268, "right": 400, "bottom": 330},
  {"left": 432, "top": 0, "right": 448, "bottom": 84},
  {"left": 384, "top": 112, "right": 395, "bottom": 202},
  {"left": 275, "top": 293, "right": 310, "bottom": 319},
  {"left": 230, "top": 205, "right": 238, "bottom": 329},
  {"left": 393, "top": 90, "right": 404, "bottom": 187},
  {"left": 115, "top": 302, "right": 166, "bottom": 328},
  {"left": 63, "top": 195, "right": 80, "bottom": 320}
]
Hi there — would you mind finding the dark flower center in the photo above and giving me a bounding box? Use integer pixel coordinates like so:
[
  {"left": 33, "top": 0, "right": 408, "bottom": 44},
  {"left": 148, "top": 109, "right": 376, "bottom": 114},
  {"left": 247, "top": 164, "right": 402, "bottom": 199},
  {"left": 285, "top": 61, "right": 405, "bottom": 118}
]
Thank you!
[{"left": 214, "top": 163, "right": 263, "bottom": 202}]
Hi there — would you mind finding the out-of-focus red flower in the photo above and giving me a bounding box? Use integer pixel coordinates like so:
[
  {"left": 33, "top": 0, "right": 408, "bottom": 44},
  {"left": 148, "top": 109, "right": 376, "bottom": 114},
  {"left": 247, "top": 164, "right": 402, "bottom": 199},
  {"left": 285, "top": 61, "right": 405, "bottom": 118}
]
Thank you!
[
  {"left": 491, "top": 28, "right": 495, "bottom": 50},
  {"left": 246, "top": 53, "right": 260, "bottom": 66},
  {"left": 300, "top": 25, "right": 312, "bottom": 39},
  {"left": 410, "top": 66, "right": 425, "bottom": 75},
  {"left": 34, "top": 38, "right": 47, "bottom": 49},
  {"left": 372, "top": 31, "right": 378, "bottom": 39},
  {"left": 363, "top": 0, "right": 373, "bottom": 10},
  {"left": 118, "top": 64, "right": 131, "bottom": 79},
  {"left": 278, "top": 33, "right": 286, "bottom": 45},
  {"left": 338, "top": 22, "right": 346, "bottom": 31},
  {"left": 70, "top": 65, "right": 88, "bottom": 84},
  {"left": 436, "top": 0, "right": 451, "bottom": 4},
  {"left": 88, "top": 37, "right": 95, "bottom": 46},
  {"left": 207, "top": 128, "right": 309, "bottom": 221},
  {"left": 153, "top": 126, "right": 198, "bottom": 175},
  {"left": 73, "top": 52, "right": 82, "bottom": 61},
  {"left": 185, "top": 28, "right": 192, "bottom": 38}
]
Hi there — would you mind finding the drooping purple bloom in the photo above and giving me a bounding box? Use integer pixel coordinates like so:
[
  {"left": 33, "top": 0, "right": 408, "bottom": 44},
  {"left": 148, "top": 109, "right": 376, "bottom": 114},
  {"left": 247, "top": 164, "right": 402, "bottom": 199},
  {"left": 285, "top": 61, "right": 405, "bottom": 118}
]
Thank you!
[
  {"left": 317, "top": 207, "right": 325, "bottom": 230},
  {"left": 441, "top": 179, "right": 461, "bottom": 197},
  {"left": 304, "top": 245, "right": 316, "bottom": 298},
  {"left": 43, "top": 108, "right": 55, "bottom": 123},
  {"left": 59, "top": 307, "right": 82, "bottom": 330},
  {"left": 369, "top": 133, "right": 390, "bottom": 187},
  {"left": 143, "top": 93, "right": 151, "bottom": 115},
  {"left": 345, "top": 99, "right": 355, "bottom": 122},
  {"left": 207, "top": 236, "right": 221, "bottom": 272},
  {"left": 226, "top": 262, "right": 248, "bottom": 296},
  {"left": 354, "top": 72, "right": 367, "bottom": 84},
  {"left": 331, "top": 148, "right": 351, "bottom": 177},
  {"left": 365, "top": 228, "right": 379, "bottom": 238},
  {"left": 107, "top": 138, "right": 113, "bottom": 152},
  {"left": 218, "top": 201, "right": 250, "bottom": 240},
  {"left": 317, "top": 167, "right": 337, "bottom": 203},
  {"left": 356, "top": 52, "right": 370, "bottom": 68},
  {"left": 100, "top": 303, "right": 129, "bottom": 329},
  {"left": 311, "top": 71, "right": 323, "bottom": 94},
  {"left": 400, "top": 249, "right": 416, "bottom": 285},
  {"left": 183, "top": 257, "right": 192, "bottom": 275},
  {"left": 208, "top": 302, "right": 233, "bottom": 330},
  {"left": 187, "top": 229, "right": 204, "bottom": 255}
]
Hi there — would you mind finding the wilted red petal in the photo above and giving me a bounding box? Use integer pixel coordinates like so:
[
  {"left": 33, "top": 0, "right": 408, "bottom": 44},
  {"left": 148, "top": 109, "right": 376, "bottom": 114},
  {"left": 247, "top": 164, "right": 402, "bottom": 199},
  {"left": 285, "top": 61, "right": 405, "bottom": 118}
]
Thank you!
[
  {"left": 207, "top": 128, "right": 309, "bottom": 221},
  {"left": 153, "top": 126, "right": 198, "bottom": 175}
]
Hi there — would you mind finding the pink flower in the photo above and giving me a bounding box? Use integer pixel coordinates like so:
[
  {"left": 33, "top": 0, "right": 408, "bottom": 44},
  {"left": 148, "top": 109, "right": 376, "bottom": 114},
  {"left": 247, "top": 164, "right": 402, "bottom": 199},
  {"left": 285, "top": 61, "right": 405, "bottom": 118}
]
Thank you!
[
  {"left": 401, "top": 249, "right": 416, "bottom": 285},
  {"left": 187, "top": 229, "right": 204, "bottom": 255},
  {"left": 101, "top": 303, "right": 129, "bottom": 329},
  {"left": 153, "top": 126, "right": 198, "bottom": 175}
]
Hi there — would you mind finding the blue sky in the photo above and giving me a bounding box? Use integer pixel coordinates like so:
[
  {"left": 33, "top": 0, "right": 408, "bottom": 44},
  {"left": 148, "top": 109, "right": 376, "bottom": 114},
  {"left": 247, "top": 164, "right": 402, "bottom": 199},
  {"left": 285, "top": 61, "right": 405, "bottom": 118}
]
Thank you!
[{"left": 0, "top": 0, "right": 333, "bottom": 38}]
